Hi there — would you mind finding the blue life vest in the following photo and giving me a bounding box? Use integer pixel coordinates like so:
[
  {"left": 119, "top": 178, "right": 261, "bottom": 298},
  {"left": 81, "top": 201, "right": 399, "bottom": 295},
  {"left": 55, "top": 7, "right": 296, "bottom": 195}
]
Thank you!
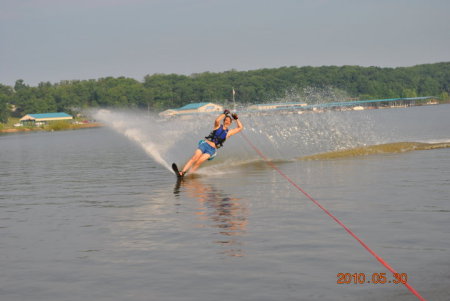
[{"left": 205, "top": 125, "right": 229, "bottom": 148}]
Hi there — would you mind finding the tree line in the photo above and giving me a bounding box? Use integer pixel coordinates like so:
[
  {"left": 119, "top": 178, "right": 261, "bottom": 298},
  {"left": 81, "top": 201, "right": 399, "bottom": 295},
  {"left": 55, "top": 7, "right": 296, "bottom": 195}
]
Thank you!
[{"left": 1, "top": 62, "right": 449, "bottom": 123}]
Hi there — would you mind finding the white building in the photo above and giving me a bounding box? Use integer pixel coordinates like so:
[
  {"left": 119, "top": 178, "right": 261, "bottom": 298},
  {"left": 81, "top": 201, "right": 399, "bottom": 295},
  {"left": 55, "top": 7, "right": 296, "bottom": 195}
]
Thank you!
[{"left": 247, "top": 102, "right": 307, "bottom": 111}]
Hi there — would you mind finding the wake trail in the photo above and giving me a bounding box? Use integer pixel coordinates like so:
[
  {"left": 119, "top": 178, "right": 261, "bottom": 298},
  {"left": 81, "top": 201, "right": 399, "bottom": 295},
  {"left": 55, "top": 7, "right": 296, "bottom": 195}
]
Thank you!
[{"left": 299, "top": 141, "right": 450, "bottom": 160}]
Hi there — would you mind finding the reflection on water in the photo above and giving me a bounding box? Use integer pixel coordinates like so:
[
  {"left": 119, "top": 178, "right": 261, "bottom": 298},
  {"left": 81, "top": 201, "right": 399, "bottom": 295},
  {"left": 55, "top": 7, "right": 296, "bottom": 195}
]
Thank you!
[{"left": 174, "top": 177, "right": 249, "bottom": 257}]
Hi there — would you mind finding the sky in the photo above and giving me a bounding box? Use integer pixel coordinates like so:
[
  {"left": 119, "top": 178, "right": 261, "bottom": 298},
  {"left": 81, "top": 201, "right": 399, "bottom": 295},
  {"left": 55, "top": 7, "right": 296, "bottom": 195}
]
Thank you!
[{"left": 1, "top": 0, "right": 449, "bottom": 86}]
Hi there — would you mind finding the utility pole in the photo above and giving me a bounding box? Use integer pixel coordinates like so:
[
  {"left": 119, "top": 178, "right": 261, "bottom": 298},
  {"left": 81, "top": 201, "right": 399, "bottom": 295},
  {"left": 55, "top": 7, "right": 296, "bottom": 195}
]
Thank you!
[{"left": 232, "top": 87, "right": 236, "bottom": 111}]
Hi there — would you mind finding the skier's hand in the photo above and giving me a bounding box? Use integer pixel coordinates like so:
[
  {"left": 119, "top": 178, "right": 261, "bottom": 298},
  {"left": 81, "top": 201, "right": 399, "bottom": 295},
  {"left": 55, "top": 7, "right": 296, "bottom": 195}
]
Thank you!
[
  {"left": 223, "top": 109, "right": 230, "bottom": 115},
  {"left": 231, "top": 113, "right": 238, "bottom": 120}
]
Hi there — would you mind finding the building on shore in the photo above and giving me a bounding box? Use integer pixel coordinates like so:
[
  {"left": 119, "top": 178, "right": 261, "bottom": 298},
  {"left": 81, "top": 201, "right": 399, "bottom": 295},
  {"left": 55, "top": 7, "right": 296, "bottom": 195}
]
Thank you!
[
  {"left": 237, "top": 97, "right": 437, "bottom": 115},
  {"left": 159, "top": 102, "right": 223, "bottom": 117},
  {"left": 300, "top": 96, "right": 436, "bottom": 112},
  {"left": 247, "top": 102, "right": 307, "bottom": 111},
  {"left": 19, "top": 112, "right": 73, "bottom": 126}
]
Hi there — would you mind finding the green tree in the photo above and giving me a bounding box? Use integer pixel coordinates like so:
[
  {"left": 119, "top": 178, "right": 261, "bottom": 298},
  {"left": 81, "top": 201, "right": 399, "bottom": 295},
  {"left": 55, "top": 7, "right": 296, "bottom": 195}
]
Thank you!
[
  {"left": 0, "top": 97, "right": 8, "bottom": 123},
  {"left": 0, "top": 84, "right": 13, "bottom": 123},
  {"left": 1, "top": 62, "right": 449, "bottom": 113},
  {"left": 439, "top": 91, "right": 449, "bottom": 101},
  {"left": 14, "top": 79, "right": 28, "bottom": 92}
]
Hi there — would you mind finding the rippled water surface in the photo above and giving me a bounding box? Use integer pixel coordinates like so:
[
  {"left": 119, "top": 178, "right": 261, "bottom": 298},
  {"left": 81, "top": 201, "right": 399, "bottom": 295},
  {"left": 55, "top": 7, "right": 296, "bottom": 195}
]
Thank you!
[{"left": 1, "top": 105, "right": 449, "bottom": 301}]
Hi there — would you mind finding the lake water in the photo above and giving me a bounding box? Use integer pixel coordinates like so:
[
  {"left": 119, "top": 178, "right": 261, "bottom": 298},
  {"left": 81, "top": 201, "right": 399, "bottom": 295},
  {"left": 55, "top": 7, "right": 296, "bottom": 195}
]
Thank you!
[{"left": 1, "top": 105, "right": 449, "bottom": 301}]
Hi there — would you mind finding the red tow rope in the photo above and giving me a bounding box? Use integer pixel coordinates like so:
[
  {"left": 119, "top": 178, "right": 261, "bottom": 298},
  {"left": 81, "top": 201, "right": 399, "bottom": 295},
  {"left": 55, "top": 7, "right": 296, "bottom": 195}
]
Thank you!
[{"left": 240, "top": 132, "right": 426, "bottom": 301}]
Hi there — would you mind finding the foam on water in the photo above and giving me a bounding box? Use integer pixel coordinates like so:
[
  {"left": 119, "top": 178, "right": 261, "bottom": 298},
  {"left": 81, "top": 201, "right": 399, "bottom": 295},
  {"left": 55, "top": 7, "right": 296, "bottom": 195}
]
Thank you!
[
  {"left": 94, "top": 109, "right": 215, "bottom": 172},
  {"left": 93, "top": 107, "right": 384, "bottom": 174}
]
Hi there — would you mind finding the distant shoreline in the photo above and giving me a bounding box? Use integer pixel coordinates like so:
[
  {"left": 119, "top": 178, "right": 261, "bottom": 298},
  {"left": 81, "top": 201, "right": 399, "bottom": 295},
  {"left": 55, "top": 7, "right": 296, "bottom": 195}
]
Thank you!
[
  {"left": 2, "top": 101, "right": 450, "bottom": 134},
  {"left": 0, "top": 122, "right": 103, "bottom": 134}
]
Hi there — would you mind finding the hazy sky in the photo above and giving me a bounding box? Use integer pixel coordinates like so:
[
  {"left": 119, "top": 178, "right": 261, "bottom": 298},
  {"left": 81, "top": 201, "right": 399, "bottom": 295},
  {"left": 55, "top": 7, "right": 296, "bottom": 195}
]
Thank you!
[{"left": 1, "top": 0, "right": 449, "bottom": 86}]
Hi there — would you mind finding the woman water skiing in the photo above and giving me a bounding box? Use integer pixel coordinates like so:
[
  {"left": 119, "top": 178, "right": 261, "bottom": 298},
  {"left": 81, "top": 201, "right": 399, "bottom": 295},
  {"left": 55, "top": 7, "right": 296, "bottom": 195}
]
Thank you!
[{"left": 176, "top": 109, "right": 243, "bottom": 177}]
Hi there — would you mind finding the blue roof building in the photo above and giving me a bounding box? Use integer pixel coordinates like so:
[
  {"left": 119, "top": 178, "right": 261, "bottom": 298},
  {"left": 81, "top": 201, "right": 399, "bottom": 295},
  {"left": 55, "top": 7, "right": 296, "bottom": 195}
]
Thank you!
[
  {"left": 20, "top": 112, "right": 73, "bottom": 124},
  {"left": 175, "top": 102, "right": 211, "bottom": 111}
]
